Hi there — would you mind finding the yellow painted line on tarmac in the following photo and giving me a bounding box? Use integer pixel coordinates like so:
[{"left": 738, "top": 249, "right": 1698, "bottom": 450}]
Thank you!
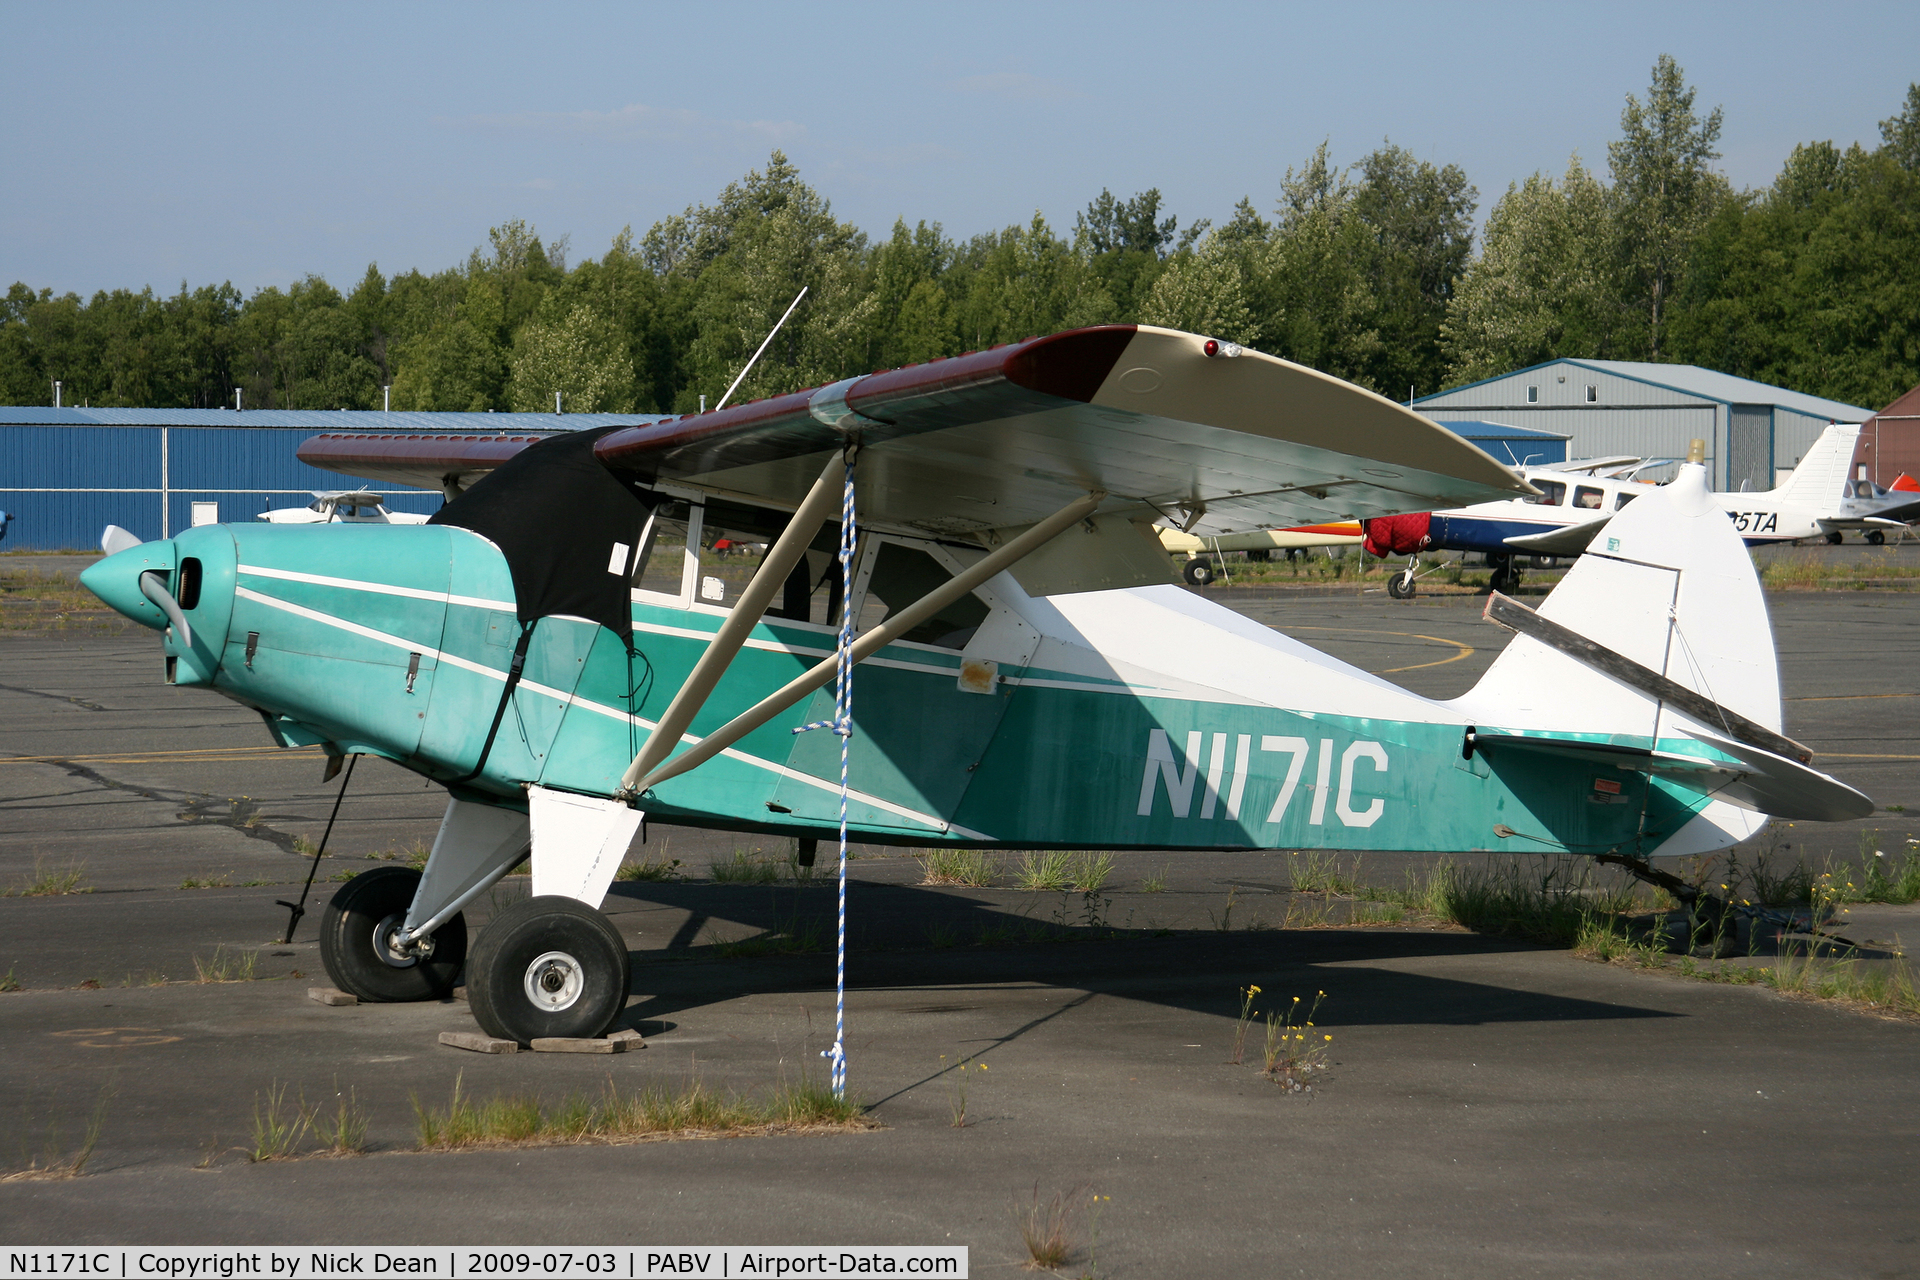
[
  {"left": 1, "top": 745, "right": 321, "bottom": 766},
  {"left": 1276, "top": 626, "right": 1477, "bottom": 674}
]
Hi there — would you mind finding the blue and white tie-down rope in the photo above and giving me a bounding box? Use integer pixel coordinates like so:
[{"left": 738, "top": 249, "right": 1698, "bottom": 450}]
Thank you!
[{"left": 793, "top": 448, "right": 857, "bottom": 1097}]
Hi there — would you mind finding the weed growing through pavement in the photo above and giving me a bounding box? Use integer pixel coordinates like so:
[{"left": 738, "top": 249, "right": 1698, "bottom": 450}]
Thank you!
[
  {"left": 1209, "top": 886, "right": 1238, "bottom": 932},
  {"left": 248, "top": 1081, "right": 310, "bottom": 1161},
  {"left": 6, "top": 856, "right": 91, "bottom": 897},
  {"left": 1015, "top": 850, "right": 1072, "bottom": 892},
  {"left": 709, "top": 847, "right": 819, "bottom": 885},
  {"left": 410, "top": 1068, "right": 869, "bottom": 1150},
  {"left": 1066, "top": 851, "right": 1114, "bottom": 892},
  {"left": 1138, "top": 863, "right": 1169, "bottom": 893},
  {"left": 192, "top": 946, "right": 259, "bottom": 983},
  {"left": 1263, "top": 992, "right": 1332, "bottom": 1092},
  {"left": 3, "top": 1085, "right": 112, "bottom": 1181},
  {"left": 0, "top": 968, "right": 18, "bottom": 993},
  {"left": 178, "top": 875, "right": 231, "bottom": 890},
  {"left": 942, "top": 1056, "right": 988, "bottom": 1128},
  {"left": 615, "top": 851, "right": 683, "bottom": 881},
  {"left": 916, "top": 847, "right": 1002, "bottom": 887},
  {"left": 302, "top": 1082, "right": 370, "bottom": 1156},
  {"left": 1229, "top": 985, "right": 1260, "bottom": 1064},
  {"left": 1084, "top": 1193, "right": 1110, "bottom": 1280},
  {"left": 1013, "top": 1182, "right": 1088, "bottom": 1271}
]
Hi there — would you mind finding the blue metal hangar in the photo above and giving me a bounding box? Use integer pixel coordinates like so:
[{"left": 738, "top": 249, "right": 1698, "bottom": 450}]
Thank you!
[
  {"left": 0, "top": 408, "right": 665, "bottom": 550},
  {"left": 1415, "top": 361, "right": 1871, "bottom": 493}
]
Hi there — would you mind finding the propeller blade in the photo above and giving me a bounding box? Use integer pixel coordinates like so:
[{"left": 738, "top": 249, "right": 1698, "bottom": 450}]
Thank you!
[
  {"left": 137, "top": 570, "right": 192, "bottom": 648},
  {"left": 101, "top": 525, "right": 143, "bottom": 556}
]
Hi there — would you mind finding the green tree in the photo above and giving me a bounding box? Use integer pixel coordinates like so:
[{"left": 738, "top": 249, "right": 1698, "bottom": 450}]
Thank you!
[
  {"left": 1608, "top": 54, "right": 1729, "bottom": 358},
  {"left": 1138, "top": 233, "right": 1260, "bottom": 345},
  {"left": 1248, "top": 143, "right": 1383, "bottom": 384},
  {"left": 1880, "top": 81, "right": 1920, "bottom": 172},
  {"left": 1351, "top": 141, "right": 1477, "bottom": 395},
  {"left": 1075, "top": 189, "right": 1194, "bottom": 321},
  {"left": 507, "top": 299, "right": 634, "bottom": 412},
  {"left": 1442, "top": 157, "right": 1623, "bottom": 382}
]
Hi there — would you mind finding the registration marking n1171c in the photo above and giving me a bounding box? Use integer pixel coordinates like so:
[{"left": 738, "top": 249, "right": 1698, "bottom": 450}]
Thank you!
[{"left": 1137, "top": 729, "right": 1387, "bottom": 827}]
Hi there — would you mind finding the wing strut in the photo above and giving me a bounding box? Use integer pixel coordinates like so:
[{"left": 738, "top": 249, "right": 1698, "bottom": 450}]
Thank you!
[
  {"left": 617, "top": 453, "right": 845, "bottom": 797},
  {"left": 630, "top": 488, "right": 1106, "bottom": 795}
]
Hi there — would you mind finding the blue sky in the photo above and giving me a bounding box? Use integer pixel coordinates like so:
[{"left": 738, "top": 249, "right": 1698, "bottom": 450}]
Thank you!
[{"left": 5, "top": 1, "right": 1916, "bottom": 298}]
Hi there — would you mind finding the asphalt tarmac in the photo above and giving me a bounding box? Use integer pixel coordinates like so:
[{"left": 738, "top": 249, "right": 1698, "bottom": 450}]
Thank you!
[{"left": 2, "top": 569, "right": 1917, "bottom": 1276}]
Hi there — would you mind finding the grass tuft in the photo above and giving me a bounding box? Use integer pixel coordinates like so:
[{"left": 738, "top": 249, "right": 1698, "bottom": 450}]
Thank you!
[
  {"left": 193, "top": 946, "right": 259, "bottom": 984},
  {"left": 6, "top": 856, "right": 92, "bottom": 897},
  {"left": 1014, "top": 850, "right": 1072, "bottom": 892},
  {"left": 247, "top": 1081, "right": 310, "bottom": 1161},
  {"left": 1013, "top": 1182, "right": 1086, "bottom": 1271},
  {"left": 5, "top": 1086, "right": 113, "bottom": 1181},
  {"left": 616, "top": 854, "right": 683, "bottom": 882},
  {"left": 411, "top": 1069, "right": 868, "bottom": 1151},
  {"left": 916, "top": 847, "right": 1002, "bottom": 887}
]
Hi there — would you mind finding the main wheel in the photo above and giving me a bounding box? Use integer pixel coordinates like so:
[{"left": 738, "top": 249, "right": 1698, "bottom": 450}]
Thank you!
[
  {"left": 1488, "top": 566, "right": 1519, "bottom": 594},
  {"left": 1867, "top": 529, "right": 1886, "bottom": 545},
  {"left": 467, "top": 896, "right": 630, "bottom": 1043},
  {"left": 1386, "top": 569, "right": 1416, "bottom": 599},
  {"left": 320, "top": 866, "right": 466, "bottom": 1002},
  {"left": 1826, "top": 530, "right": 1844, "bottom": 545},
  {"left": 1183, "top": 558, "right": 1215, "bottom": 586}
]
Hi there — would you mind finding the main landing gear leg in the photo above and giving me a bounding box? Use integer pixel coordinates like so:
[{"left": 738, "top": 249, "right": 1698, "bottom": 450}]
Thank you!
[
  {"left": 1486, "top": 553, "right": 1521, "bottom": 596},
  {"left": 1593, "top": 852, "right": 1736, "bottom": 957}
]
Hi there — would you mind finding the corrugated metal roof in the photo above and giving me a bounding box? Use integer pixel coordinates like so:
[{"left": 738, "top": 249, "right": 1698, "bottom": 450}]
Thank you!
[
  {"left": 1434, "top": 419, "right": 1570, "bottom": 441},
  {"left": 1568, "top": 361, "right": 1870, "bottom": 419},
  {"left": 1418, "top": 360, "right": 1870, "bottom": 420},
  {"left": 0, "top": 407, "right": 671, "bottom": 431}
]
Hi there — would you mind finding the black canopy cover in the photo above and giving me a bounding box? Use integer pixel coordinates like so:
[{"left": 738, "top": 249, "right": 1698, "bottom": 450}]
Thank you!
[{"left": 430, "top": 426, "right": 658, "bottom": 642}]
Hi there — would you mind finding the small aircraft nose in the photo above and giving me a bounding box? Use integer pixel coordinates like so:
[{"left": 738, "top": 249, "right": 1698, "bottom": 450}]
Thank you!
[{"left": 80, "top": 541, "right": 178, "bottom": 632}]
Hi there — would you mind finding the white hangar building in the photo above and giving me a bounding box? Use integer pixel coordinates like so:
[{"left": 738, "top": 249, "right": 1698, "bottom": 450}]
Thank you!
[{"left": 1413, "top": 360, "right": 1872, "bottom": 493}]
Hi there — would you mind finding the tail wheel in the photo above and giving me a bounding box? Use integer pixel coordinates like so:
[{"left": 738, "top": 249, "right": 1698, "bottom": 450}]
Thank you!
[
  {"left": 1386, "top": 569, "right": 1416, "bottom": 599},
  {"left": 320, "top": 866, "right": 466, "bottom": 1002},
  {"left": 468, "top": 896, "right": 629, "bottom": 1043},
  {"left": 1182, "top": 558, "right": 1215, "bottom": 586}
]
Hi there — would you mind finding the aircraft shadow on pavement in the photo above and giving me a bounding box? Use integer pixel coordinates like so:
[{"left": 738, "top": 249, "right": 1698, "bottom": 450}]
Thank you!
[{"left": 602, "top": 880, "right": 1679, "bottom": 1036}]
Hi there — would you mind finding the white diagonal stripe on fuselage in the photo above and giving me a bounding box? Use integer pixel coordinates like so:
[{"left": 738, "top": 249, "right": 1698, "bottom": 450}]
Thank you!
[
  {"left": 231, "top": 585, "right": 986, "bottom": 839},
  {"left": 240, "top": 563, "right": 513, "bottom": 613}
]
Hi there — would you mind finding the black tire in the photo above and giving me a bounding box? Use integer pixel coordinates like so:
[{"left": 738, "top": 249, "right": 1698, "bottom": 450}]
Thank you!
[
  {"left": 1825, "top": 530, "right": 1844, "bottom": 545},
  {"left": 1867, "top": 530, "right": 1886, "bottom": 546},
  {"left": 320, "top": 866, "right": 466, "bottom": 1002},
  {"left": 1488, "top": 567, "right": 1519, "bottom": 594},
  {"left": 1183, "top": 558, "right": 1215, "bottom": 586},
  {"left": 1386, "top": 571, "right": 1416, "bottom": 599},
  {"left": 467, "top": 896, "right": 630, "bottom": 1043}
]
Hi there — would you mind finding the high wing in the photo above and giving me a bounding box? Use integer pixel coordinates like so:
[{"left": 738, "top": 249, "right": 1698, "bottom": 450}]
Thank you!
[
  {"left": 1501, "top": 517, "right": 1612, "bottom": 555},
  {"left": 302, "top": 326, "right": 1531, "bottom": 542},
  {"left": 1533, "top": 455, "right": 1642, "bottom": 476}
]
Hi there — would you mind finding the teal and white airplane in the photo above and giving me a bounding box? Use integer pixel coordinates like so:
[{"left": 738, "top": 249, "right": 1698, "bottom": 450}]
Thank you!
[{"left": 79, "top": 325, "right": 1873, "bottom": 1045}]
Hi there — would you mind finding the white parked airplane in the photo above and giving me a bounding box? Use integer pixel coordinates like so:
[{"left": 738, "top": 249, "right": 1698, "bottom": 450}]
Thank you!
[
  {"left": 1360, "top": 424, "right": 1920, "bottom": 597},
  {"left": 257, "top": 491, "right": 431, "bottom": 526}
]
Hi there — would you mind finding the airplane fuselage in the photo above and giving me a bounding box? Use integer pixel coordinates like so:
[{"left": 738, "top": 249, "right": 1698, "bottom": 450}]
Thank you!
[{"left": 130, "top": 521, "right": 1725, "bottom": 859}]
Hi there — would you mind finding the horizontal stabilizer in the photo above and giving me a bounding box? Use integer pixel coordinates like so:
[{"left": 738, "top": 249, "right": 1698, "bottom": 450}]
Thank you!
[
  {"left": 1473, "top": 729, "right": 1872, "bottom": 822},
  {"left": 1501, "top": 518, "right": 1610, "bottom": 555}
]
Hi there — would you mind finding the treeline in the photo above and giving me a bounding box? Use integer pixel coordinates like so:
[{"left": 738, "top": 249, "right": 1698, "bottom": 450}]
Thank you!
[{"left": 4, "top": 59, "right": 1917, "bottom": 415}]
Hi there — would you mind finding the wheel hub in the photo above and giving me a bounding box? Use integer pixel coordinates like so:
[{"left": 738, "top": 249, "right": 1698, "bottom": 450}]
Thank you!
[
  {"left": 523, "top": 951, "right": 584, "bottom": 1012},
  {"left": 372, "top": 912, "right": 421, "bottom": 969}
]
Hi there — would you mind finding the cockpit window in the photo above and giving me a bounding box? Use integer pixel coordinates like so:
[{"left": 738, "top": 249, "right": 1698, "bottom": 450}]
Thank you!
[
  {"left": 1614, "top": 492, "right": 1638, "bottom": 511},
  {"left": 1527, "top": 480, "right": 1566, "bottom": 506}
]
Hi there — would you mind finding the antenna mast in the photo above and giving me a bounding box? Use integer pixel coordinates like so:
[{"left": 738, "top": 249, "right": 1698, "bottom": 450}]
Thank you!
[{"left": 713, "top": 286, "right": 808, "bottom": 413}]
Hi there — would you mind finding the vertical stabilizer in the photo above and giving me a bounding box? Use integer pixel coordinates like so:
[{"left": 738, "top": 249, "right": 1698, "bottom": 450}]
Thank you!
[
  {"left": 1774, "top": 423, "right": 1860, "bottom": 505},
  {"left": 1448, "top": 463, "right": 1782, "bottom": 855}
]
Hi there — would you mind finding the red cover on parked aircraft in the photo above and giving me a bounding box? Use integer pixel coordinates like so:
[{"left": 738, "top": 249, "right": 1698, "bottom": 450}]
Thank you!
[
  {"left": 1892, "top": 474, "right": 1920, "bottom": 492},
  {"left": 1363, "top": 512, "right": 1433, "bottom": 557}
]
